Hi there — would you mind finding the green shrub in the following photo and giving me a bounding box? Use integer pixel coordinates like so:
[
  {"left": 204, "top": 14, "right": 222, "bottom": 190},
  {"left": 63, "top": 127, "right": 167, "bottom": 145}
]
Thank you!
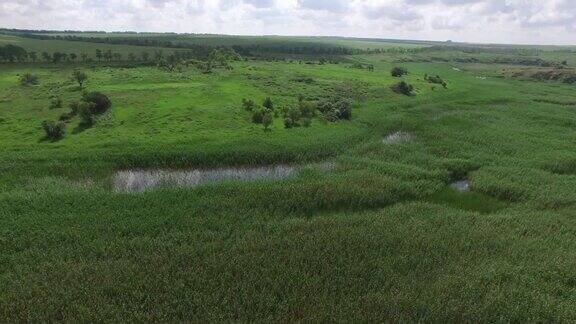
[
  {"left": 68, "top": 101, "right": 81, "bottom": 115},
  {"left": 283, "top": 107, "right": 302, "bottom": 127},
  {"left": 49, "top": 97, "right": 63, "bottom": 109},
  {"left": 317, "top": 97, "right": 352, "bottom": 121},
  {"left": 242, "top": 98, "right": 256, "bottom": 111},
  {"left": 59, "top": 101, "right": 80, "bottom": 121},
  {"left": 350, "top": 62, "right": 364, "bottom": 69},
  {"left": 78, "top": 101, "right": 97, "bottom": 125},
  {"left": 298, "top": 99, "right": 316, "bottom": 119},
  {"left": 263, "top": 97, "right": 274, "bottom": 111},
  {"left": 82, "top": 91, "right": 111, "bottom": 114},
  {"left": 71, "top": 70, "right": 88, "bottom": 88},
  {"left": 391, "top": 81, "right": 414, "bottom": 96},
  {"left": 262, "top": 112, "right": 273, "bottom": 131},
  {"left": 41, "top": 120, "right": 65, "bottom": 140},
  {"left": 281, "top": 98, "right": 318, "bottom": 128},
  {"left": 252, "top": 108, "right": 265, "bottom": 124},
  {"left": 293, "top": 76, "right": 314, "bottom": 84},
  {"left": 284, "top": 117, "right": 295, "bottom": 129},
  {"left": 20, "top": 73, "right": 39, "bottom": 86},
  {"left": 425, "top": 74, "right": 447, "bottom": 88},
  {"left": 391, "top": 67, "right": 408, "bottom": 77}
]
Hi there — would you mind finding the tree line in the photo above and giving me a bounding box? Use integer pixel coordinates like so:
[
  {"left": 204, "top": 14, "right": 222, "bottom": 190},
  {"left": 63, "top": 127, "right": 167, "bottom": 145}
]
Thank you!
[
  {"left": 14, "top": 32, "right": 363, "bottom": 56},
  {"left": 0, "top": 44, "right": 222, "bottom": 64}
]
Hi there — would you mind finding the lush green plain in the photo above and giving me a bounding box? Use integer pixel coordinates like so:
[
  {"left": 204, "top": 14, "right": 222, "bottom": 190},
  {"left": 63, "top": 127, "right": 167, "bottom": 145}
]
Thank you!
[{"left": 1, "top": 35, "right": 576, "bottom": 322}]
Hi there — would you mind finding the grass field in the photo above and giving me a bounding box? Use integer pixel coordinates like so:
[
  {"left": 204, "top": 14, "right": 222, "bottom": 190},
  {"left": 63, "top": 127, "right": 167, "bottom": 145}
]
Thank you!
[{"left": 1, "top": 33, "right": 576, "bottom": 321}]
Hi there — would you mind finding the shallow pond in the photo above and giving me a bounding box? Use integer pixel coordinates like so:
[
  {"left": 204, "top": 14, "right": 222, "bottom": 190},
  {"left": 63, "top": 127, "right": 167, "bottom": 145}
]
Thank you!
[
  {"left": 383, "top": 132, "right": 414, "bottom": 144},
  {"left": 450, "top": 180, "right": 471, "bottom": 193},
  {"left": 114, "top": 163, "right": 334, "bottom": 192}
]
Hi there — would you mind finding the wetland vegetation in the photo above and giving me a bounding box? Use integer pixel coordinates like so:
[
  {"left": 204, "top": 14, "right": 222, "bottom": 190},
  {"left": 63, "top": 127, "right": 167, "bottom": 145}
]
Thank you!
[{"left": 1, "top": 29, "right": 576, "bottom": 322}]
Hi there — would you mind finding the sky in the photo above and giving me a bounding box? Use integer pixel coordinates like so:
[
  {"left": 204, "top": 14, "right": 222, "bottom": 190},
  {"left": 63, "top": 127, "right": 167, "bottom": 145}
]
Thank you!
[{"left": 0, "top": 0, "right": 575, "bottom": 45}]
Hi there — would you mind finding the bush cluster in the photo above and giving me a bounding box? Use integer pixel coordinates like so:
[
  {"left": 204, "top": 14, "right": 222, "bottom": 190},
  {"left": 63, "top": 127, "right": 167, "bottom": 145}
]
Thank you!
[
  {"left": 71, "top": 70, "right": 88, "bottom": 88},
  {"left": 391, "top": 67, "right": 408, "bottom": 77},
  {"left": 58, "top": 91, "right": 112, "bottom": 127},
  {"left": 243, "top": 93, "right": 354, "bottom": 131},
  {"left": 19, "top": 73, "right": 39, "bottom": 86},
  {"left": 350, "top": 62, "right": 374, "bottom": 71},
  {"left": 83, "top": 91, "right": 112, "bottom": 114},
  {"left": 283, "top": 98, "right": 316, "bottom": 128},
  {"left": 425, "top": 74, "right": 447, "bottom": 88},
  {"left": 41, "top": 120, "right": 65, "bottom": 140},
  {"left": 317, "top": 97, "right": 352, "bottom": 122},
  {"left": 245, "top": 97, "right": 274, "bottom": 130},
  {"left": 391, "top": 81, "right": 414, "bottom": 96},
  {"left": 49, "top": 97, "right": 63, "bottom": 109},
  {"left": 242, "top": 98, "right": 256, "bottom": 111}
]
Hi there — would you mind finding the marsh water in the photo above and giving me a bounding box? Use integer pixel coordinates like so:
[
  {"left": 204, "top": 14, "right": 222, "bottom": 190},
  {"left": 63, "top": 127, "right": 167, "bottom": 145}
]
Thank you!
[
  {"left": 114, "top": 163, "right": 334, "bottom": 192},
  {"left": 384, "top": 132, "right": 414, "bottom": 144},
  {"left": 450, "top": 180, "right": 471, "bottom": 193}
]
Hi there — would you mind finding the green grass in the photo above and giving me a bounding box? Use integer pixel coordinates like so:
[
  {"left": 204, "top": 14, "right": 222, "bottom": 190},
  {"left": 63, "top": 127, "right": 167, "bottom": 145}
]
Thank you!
[{"left": 1, "top": 37, "right": 576, "bottom": 321}]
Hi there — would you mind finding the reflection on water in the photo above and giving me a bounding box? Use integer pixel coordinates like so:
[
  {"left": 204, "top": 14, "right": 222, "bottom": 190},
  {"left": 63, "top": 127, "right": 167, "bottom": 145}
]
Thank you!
[
  {"left": 114, "top": 163, "right": 334, "bottom": 192},
  {"left": 383, "top": 132, "right": 414, "bottom": 144},
  {"left": 450, "top": 180, "right": 471, "bottom": 193}
]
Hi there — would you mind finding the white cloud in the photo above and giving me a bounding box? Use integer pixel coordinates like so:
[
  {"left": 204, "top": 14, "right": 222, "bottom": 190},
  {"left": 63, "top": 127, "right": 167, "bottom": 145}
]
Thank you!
[{"left": 0, "top": 0, "right": 574, "bottom": 45}]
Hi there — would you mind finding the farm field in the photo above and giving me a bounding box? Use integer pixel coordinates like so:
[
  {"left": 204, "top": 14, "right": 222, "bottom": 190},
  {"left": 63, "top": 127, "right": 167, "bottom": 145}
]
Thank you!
[{"left": 1, "top": 31, "right": 576, "bottom": 322}]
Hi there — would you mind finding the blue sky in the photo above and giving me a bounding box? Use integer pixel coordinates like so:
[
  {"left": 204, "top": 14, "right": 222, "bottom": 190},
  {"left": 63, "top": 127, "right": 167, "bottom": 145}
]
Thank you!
[{"left": 1, "top": 0, "right": 575, "bottom": 45}]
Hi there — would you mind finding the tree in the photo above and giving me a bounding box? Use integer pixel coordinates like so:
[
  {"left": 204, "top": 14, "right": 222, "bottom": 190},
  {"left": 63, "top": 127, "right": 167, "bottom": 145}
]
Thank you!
[
  {"left": 0, "top": 44, "right": 27, "bottom": 62},
  {"left": 72, "top": 70, "right": 88, "bottom": 88},
  {"left": 141, "top": 52, "right": 150, "bottom": 61},
  {"left": 262, "top": 112, "right": 273, "bottom": 131},
  {"left": 83, "top": 92, "right": 111, "bottom": 114},
  {"left": 78, "top": 101, "right": 97, "bottom": 125},
  {"left": 51, "top": 52, "right": 64, "bottom": 63},
  {"left": 128, "top": 53, "right": 136, "bottom": 61},
  {"left": 252, "top": 108, "right": 265, "bottom": 124},
  {"left": 104, "top": 50, "right": 113, "bottom": 62},
  {"left": 154, "top": 50, "right": 164, "bottom": 61},
  {"left": 425, "top": 74, "right": 447, "bottom": 89},
  {"left": 298, "top": 99, "right": 316, "bottom": 119},
  {"left": 391, "top": 67, "right": 408, "bottom": 77},
  {"left": 95, "top": 49, "right": 103, "bottom": 62},
  {"left": 242, "top": 98, "right": 256, "bottom": 111},
  {"left": 81, "top": 53, "right": 88, "bottom": 63},
  {"left": 28, "top": 51, "right": 38, "bottom": 62},
  {"left": 317, "top": 97, "right": 352, "bottom": 122},
  {"left": 70, "top": 53, "right": 77, "bottom": 62},
  {"left": 41, "top": 52, "right": 51, "bottom": 62},
  {"left": 49, "top": 96, "right": 63, "bottom": 109},
  {"left": 20, "top": 73, "right": 39, "bottom": 86},
  {"left": 263, "top": 97, "right": 273, "bottom": 111},
  {"left": 113, "top": 53, "right": 122, "bottom": 61},
  {"left": 391, "top": 81, "right": 414, "bottom": 96},
  {"left": 41, "top": 120, "right": 65, "bottom": 140}
]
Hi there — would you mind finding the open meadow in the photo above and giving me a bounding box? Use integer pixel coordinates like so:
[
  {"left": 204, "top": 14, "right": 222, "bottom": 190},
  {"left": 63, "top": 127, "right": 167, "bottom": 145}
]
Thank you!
[{"left": 1, "top": 30, "right": 576, "bottom": 321}]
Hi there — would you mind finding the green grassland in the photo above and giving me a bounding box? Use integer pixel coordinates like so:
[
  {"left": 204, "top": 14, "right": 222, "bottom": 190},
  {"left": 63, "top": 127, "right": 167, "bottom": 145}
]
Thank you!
[{"left": 1, "top": 34, "right": 576, "bottom": 321}]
